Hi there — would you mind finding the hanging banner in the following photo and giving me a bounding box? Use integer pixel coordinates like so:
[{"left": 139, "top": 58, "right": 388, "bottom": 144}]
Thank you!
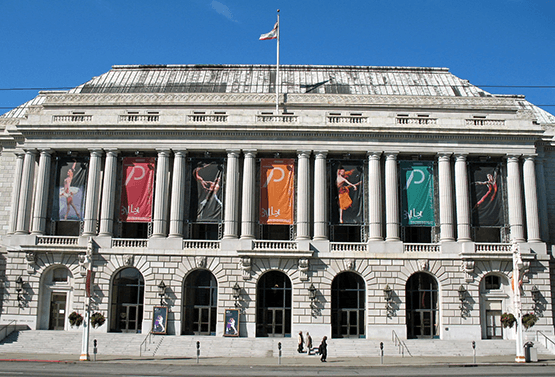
[
  {"left": 120, "top": 157, "right": 155, "bottom": 222},
  {"left": 191, "top": 160, "right": 224, "bottom": 222},
  {"left": 260, "top": 159, "right": 294, "bottom": 225},
  {"left": 331, "top": 161, "right": 364, "bottom": 224},
  {"left": 52, "top": 158, "right": 88, "bottom": 221},
  {"left": 470, "top": 163, "right": 503, "bottom": 226},
  {"left": 400, "top": 161, "right": 435, "bottom": 226}
]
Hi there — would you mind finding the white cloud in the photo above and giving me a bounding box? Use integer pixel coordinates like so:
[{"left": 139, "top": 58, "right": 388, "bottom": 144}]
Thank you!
[{"left": 211, "top": 1, "right": 238, "bottom": 23}]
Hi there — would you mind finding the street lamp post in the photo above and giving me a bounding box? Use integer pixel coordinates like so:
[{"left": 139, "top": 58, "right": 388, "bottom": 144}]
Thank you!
[
  {"left": 512, "top": 242, "right": 525, "bottom": 363},
  {"left": 80, "top": 239, "right": 93, "bottom": 362}
]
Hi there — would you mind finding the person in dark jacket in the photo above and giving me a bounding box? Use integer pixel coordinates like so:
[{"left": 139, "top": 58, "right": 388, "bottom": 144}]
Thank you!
[{"left": 319, "top": 336, "right": 327, "bottom": 362}]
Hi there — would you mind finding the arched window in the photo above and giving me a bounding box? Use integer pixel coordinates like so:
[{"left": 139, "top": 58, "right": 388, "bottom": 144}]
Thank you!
[
  {"left": 182, "top": 270, "right": 218, "bottom": 335},
  {"left": 256, "top": 271, "right": 292, "bottom": 337},
  {"left": 406, "top": 272, "right": 439, "bottom": 339},
  {"left": 331, "top": 272, "right": 365, "bottom": 338},
  {"left": 110, "top": 268, "right": 144, "bottom": 333}
]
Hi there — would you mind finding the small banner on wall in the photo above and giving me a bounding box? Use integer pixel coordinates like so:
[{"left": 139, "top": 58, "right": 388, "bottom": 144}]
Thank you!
[
  {"left": 152, "top": 306, "right": 168, "bottom": 335},
  {"left": 224, "top": 309, "right": 239, "bottom": 337},
  {"left": 52, "top": 158, "right": 88, "bottom": 221},
  {"left": 260, "top": 159, "right": 294, "bottom": 225},
  {"left": 120, "top": 157, "right": 155, "bottom": 222},
  {"left": 400, "top": 161, "right": 435, "bottom": 226},
  {"left": 331, "top": 161, "right": 364, "bottom": 224},
  {"left": 470, "top": 163, "right": 503, "bottom": 226}
]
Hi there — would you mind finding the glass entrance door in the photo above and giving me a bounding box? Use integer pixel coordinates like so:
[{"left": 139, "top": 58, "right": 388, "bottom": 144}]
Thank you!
[
  {"left": 486, "top": 310, "right": 503, "bottom": 339},
  {"left": 118, "top": 304, "right": 141, "bottom": 333},
  {"left": 406, "top": 273, "right": 439, "bottom": 339},
  {"left": 331, "top": 272, "right": 365, "bottom": 338},
  {"left": 49, "top": 293, "right": 67, "bottom": 330},
  {"left": 256, "top": 271, "right": 291, "bottom": 337}
]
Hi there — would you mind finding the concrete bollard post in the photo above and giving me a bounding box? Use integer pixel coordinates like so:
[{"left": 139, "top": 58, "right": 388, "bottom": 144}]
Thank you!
[
  {"left": 278, "top": 342, "right": 282, "bottom": 365},
  {"left": 196, "top": 341, "right": 200, "bottom": 364},
  {"left": 472, "top": 341, "right": 476, "bottom": 364},
  {"left": 380, "top": 342, "right": 384, "bottom": 364}
]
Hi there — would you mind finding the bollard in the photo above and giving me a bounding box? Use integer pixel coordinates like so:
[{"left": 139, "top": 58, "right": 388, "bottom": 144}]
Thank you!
[
  {"left": 93, "top": 339, "right": 97, "bottom": 362},
  {"left": 380, "top": 342, "right": 384, "bottom": 365},
  {"left": 278, "top": 342, "right": 282, "bottom": 365},
  {"left": 472, "top": 341, "right": 476, "bottom": 364},
  {"left": 196, "top": 341, "right": 200, "bottom": 364}
]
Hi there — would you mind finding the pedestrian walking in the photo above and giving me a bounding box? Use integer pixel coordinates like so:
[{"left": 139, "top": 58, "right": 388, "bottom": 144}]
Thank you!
[
  {"left": 306, "top": 332, "right": 313, "bottom": 355},
  {"left": 319, "top": 336, "right": 327, "bottom": 362},
  {"left": 297, "top": 331, "right": 304, "bottom": 353}
]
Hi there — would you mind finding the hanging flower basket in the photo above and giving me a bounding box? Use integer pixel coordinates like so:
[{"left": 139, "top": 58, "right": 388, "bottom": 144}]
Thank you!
[
  {"left": 501, "top": 312, "right": 516, "bottom": 328},
  {"left": 68, "top": 311, "right": 84, "bottom": 327},
  {"left": 90, "top": 312, "right": 106, "bottom": 328},
  {"left": 522, "top": 313, "right": 538, "bottom": 330}
]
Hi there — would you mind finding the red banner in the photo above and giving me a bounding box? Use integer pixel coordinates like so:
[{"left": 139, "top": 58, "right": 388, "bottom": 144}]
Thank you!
[
  {"left": 85, "top": 270, "right": 93, "bottom": 297},
  {"left": 120, "top": 157, "right": 155, "bottom": 222},
  {"left": 260, "top": 159, "right": 294, "bottom": 225}
]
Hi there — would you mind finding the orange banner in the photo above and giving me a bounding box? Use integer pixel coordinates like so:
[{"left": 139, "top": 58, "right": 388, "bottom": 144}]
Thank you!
[{"left": 260, "top": 159, "right": 294, "bottom": 225}]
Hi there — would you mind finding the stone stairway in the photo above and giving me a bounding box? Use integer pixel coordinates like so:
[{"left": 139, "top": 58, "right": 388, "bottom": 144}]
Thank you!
[{"left": 0, "top": 330, "right": 552, "bottom": 359}]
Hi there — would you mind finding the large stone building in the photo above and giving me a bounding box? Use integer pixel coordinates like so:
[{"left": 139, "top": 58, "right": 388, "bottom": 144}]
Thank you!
[{"left": 1, "top": 64, "right": 554, "bottom": 342}]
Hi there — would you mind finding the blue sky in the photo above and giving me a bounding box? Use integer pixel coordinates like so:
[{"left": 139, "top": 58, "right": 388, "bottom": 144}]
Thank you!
[{"left": 1, "top": 0, "right": 554, "bottom": 115}]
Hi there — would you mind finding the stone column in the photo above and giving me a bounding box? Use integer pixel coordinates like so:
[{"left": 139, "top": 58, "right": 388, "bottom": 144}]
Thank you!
[
  {"left": 385, "top": 153, "right": 400, "bottom": 241},
  {"left": 506, "top": 155, "right": 525, "bottom": 242},
  {"left": 313, "top": 151, "right": 328, "bottom": 240},
  {"left": 223, "top": 150, "right": 240, "bottom": 239},
  {"left": 454, "top": 154, "right": 471, "bottom": 241},
  {"left": 16, "top": 149, "right": 37, "bottom": 234},
  {"left": 8, "top": 153, "right": 25, "bottom": 234},
  {"left": 169, "top": 150, "right": 187, "bottom": 238},
  {"left": 98, "top": 149, "right": 119, "bottom": 236},
  {"left": 31, "top": 149, "right": 52, "bottom": 235},
  {"left": 240, "top": 150, "right": 257, "bottom": 239},
  {"left": 296, "top": 151, "right": 311, "bottom": 240},
  {"left": 151, "top": 149, "right": 171, "bottom": 238},
  {"left": 438, "top": 154, "right": 455, "bottom": 241},
  {"left": 368, "top": 152, "right": 383, "bottom": 240},
  {"left": 522, "top": 155, "right": 541, "bottom": 242},
  {"left": 535, "top": 156, "right": 549, "bottom": 242},
  {"left": 82, "top": 149, "right": 103, "bottom": 236}
]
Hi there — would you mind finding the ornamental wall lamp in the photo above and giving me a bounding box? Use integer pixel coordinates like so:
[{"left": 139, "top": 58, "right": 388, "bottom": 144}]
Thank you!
[
  {"left": 383, "top": 284, "right": 394, "bottom": 317},
  {"left": 15, "top": 276, "right": 24, "bottom": 305},
  {"left": 232, "top": 282, "right": 242, "bottom": 308},
  {"left": 308, "top": 283, "right": 318, "bottom": 309},
  {"left": 531, "top": 285, "right": 541, "bottom": 302},
  {"left": 158, "top": 280, "right": 167, "bottom": 305}
]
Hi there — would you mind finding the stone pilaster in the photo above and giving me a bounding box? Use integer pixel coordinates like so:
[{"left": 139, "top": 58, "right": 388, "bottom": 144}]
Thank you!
[
  {"left": 522, "top": 155, "right": 541, "bottom": 242},
  {"left": 82, "top": 149, "right": 103, "bottom": 236},
  {"left": 368, "top": 152, "right": 383, "bottom": 241},
  {"left": 223, "top": 150, "right": 240, "bottom": 239},
  {"left": 169, "top": 150, "right": 187, "bottom": 237},
  {"left": 385, "top": 153, "right": 399, "bottom": 241},
  {"left": 16, "top": 149, "right": 37, "bottom": 234},
  {"left": 438, "top": 154, "right": 455, "bottom": 241},
  {"left": 240, "top": 150, "right": 257, "bottom": 240},
  {"left": 8, "top": 153, "right": 25, "bottom": 234},
  {"left": 31, "top": 149, "right": 52, "bottom": 235},
  {"left": 296, "top": 151, "right": 311, "bottom": 240},
  {"left": 454, "top": 154, "right": 471, "bottom": 241},
  {"left": 99, "top": 149, "right": 119, "bottom": 236},
  {"left": 152, "top": 149, "right": 171, "bottom": 238},
  {"left": 313, "top": 151, "right": 328, "bottom": 240},
  {"left": 506, "top": 155, "right": 525, "bottom": 242}
]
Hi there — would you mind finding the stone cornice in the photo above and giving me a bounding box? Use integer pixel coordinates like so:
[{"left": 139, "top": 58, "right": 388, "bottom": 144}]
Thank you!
[{"left": 41, "top": 92, "right": 520, "bottom": 111}]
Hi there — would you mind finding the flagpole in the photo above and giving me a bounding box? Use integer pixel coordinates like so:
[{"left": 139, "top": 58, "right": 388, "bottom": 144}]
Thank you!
[{"left": 275, "top": 9, "right": 280, "bottom": 113}]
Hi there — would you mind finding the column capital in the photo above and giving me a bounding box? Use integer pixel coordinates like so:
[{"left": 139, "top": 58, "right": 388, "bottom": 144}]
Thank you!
[
  {"left": 39, "top": 148, "right": 53, "bottom": 155},
  {"left": 226, "top": 149, "right": 241, "bottom": 158},
  {"left": 156, "top": 148, "right": 171, "bottom": 156},
  {"left": 437, "top": 153, "right": 451, "bottom": 161},
  {"left": 242, "top": 149, "right": 257, "bottom": 158},
  {"left": 367, "top": 151, "right": 382, "bottom": 159},
  {"left": 23, "top": 148, "right": 37, "bottom": 155},
  {"left": 171, "top": 149, "right": 188, "bottom": 156},
  {"left": 505, "top": 154, "right": 521, "bottom": 162},
  {"left": 454, "top": 153, "right": 468, "bottom": 161},
  {"left": 314, "top": 150, "right": 328, "bottom": 158},
  {"left": 297, "top": 150, "right": 311, "bottom": 159},
  {"left": 384, "top": 152, "right": 398, "bottom": 160},
  {"left": 522, "top": 154, "right": 537, "bottom": 161},
  {"left": 88, "top": 149, "right": 104, "bottom": 157}
]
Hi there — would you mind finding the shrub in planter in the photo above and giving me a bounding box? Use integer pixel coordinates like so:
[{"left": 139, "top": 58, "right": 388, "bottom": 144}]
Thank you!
[
  {"left": 90, "top": 312, "right": 106, "bottom": 328},
  {"left": 522, "top": 313, "right": 538, "bottom": 330},
  {"left": 501, "top": 312, "right": 516, "bottom": 328},
  {"left": 68, "top": 311, "right": 83, "bottom": 327}
]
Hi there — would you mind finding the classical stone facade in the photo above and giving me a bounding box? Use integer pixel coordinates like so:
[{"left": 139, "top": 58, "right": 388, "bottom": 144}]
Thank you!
[{"left": 0, "top": 64, "right": 554, "bottom": 341}]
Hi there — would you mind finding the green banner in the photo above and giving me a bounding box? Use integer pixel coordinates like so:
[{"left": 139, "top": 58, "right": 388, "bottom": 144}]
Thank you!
[{"left": 400, "top": 161, "right": 435, "bottom": 226}]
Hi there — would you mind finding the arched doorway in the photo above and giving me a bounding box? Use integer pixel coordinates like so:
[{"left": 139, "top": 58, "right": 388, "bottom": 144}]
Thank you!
[
  {"left": 480, "top": 274, "right": 510, "bottom": 339},
  {"left": 110, "top": 267, "right": 144, "bottom": 333},
  {"left": 256, "top": 271, "right": 292, "bottom": 337},
  {"left": 38, "top": 266, "right": 73, "bottom": 330},
  {"left": 406, "top": 272, "right": 439, "bottom": 339},
  {"left": 182, "top": 270, "right": 218, "bottom": 335},
  {"left": 331, "top": 272, "right": 365, "bottom": 338}
]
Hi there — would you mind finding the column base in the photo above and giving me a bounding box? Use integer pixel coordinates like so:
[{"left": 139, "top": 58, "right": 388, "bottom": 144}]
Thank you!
[{"left": 79, "top": 354, "right": 89, "bottom": 361}]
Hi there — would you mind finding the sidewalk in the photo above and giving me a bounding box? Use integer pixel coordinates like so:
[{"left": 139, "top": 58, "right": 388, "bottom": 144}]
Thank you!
[{"left": 1, "top": 352, "right": 555, "bottom": 367}]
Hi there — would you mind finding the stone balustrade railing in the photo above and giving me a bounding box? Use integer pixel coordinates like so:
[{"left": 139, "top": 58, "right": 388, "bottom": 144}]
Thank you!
[
  {"left": 52, "top": 115, "right": 92, "bottom": 122},
  {"left": 188, "top": 114, "right": 227, "bottom": 123},
  {"left": 404, "top": 244, "right": 441, "bottom": 252},
  {"left": 327, "top": 115, "right": 368, "bottom": 124},
  {"left": 330, "top": 242, "right": 368, "bottom": 252},
  {"left": 396, "top": 117, "right": 437, "bottom": 125},
  {"left": 112, "top": 239, "right": 148, "bottom": 248},
  {"left": 183, "top": 240, "right": 221, "bottom": 250},
  {"left": 256, "top": 114, "right": 298, "bottom": 123},
  {"left": 119, "top": 115, "right": 159, "bottom": 122},
  {"left": 36, "top": 236, "right": 79, "bottom": 246},
  {"left": 465, "top": 119, "right": 505, "bottom": 127},
  {"left": 252, "top": 240, "right": 298, "bottom": 251},
  {"left": 475, "top": 243, "right": 512, "bottom": 253}
]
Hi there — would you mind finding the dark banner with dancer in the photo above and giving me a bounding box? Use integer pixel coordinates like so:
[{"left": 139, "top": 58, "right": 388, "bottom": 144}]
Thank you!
[
  {"left": 260, "top": 158, "right": 295, "bottom": 225},
  {"left": 52, "top": 158, "right": 88, "bottom": 221},
  {"left": 120, "top": 157, "right": 155, "bottom": 222},
  {"left": 191, "top": 159, "right": 224, "bottom": 222},
  {"left": 400, "top": 161, "right": 435, "bottom": 226},
  {"left": 470, "top": 163, "right": 503, "bottom": 226},
  {"left": 331, "top": 161, "right": 364, "bottom": 224}
]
